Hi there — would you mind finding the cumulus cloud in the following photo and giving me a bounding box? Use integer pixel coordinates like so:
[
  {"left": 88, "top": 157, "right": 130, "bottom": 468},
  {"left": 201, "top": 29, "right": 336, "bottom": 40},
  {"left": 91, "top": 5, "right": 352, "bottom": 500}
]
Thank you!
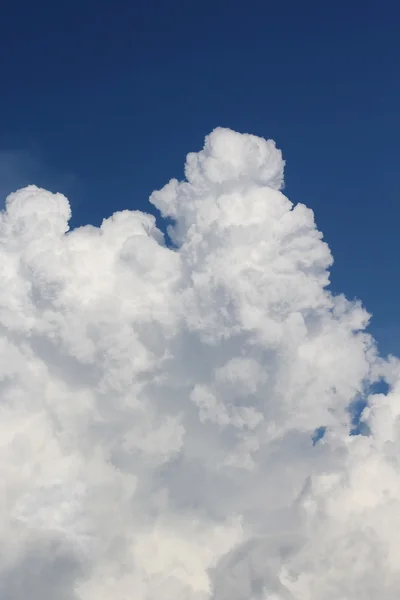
[{"left": 0, "top": 127, "right": 398, "bottom": 599}]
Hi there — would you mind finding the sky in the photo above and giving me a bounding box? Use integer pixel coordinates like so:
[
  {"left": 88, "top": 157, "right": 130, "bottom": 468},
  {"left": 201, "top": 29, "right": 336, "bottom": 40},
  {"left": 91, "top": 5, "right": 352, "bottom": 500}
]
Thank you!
[
  {"left": 2, "top": 2, "right": 400, "bottom": 599},
  {"left": 1, "top": 0, "right": 399, "bottom": 354}
]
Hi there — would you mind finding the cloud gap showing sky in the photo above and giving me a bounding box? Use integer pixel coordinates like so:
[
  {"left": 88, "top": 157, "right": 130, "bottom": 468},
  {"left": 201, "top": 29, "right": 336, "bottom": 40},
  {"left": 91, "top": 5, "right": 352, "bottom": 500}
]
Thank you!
[{"left": 1, "top": 127, "right": 399, "bottom": 599}]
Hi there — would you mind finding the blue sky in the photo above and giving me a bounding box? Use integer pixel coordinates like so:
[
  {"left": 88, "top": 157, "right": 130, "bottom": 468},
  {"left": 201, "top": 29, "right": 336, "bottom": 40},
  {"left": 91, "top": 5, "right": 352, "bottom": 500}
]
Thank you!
[{"left": 1, "top": 0, "right": 399, "bottom": 354}]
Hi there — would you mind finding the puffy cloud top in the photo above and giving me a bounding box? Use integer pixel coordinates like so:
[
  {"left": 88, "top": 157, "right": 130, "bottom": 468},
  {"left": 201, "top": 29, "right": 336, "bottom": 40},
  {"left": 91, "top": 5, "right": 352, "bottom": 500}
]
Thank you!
[
  {"left": 185, "top": 127, "right": 285, "bottom": 189},
  {"left": 150, "top": 128, "right": 285, "bottom": 244},
  {"left": 0, "top": 128, "right": 398, "bottom": 600}
]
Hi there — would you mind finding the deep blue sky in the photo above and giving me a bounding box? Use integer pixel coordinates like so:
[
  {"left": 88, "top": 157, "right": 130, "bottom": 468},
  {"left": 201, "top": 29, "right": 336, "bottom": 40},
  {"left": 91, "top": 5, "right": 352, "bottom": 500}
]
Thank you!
[{"left": 1, "top": 0, "right": 399, "bottom": 355}]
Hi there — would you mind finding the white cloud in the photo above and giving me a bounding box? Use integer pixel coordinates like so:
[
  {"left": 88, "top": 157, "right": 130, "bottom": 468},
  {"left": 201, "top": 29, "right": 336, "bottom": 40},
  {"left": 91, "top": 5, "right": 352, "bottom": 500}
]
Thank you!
[{"left": 0, "top": 128, "right": 398, "bottom": 599}]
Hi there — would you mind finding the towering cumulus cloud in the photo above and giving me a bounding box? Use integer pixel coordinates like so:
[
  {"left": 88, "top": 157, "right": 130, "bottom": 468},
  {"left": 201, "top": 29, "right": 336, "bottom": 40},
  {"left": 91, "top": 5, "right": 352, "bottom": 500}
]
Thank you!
[{"left": 0, "top": 128, "right": 399, "bottom": 599}]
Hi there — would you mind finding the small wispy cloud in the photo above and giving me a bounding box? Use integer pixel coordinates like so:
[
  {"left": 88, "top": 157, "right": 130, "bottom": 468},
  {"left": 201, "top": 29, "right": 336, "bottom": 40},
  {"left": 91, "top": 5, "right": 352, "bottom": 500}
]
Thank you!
[{"left": 0, "top": 148, "right": 76, "bottom": 207}]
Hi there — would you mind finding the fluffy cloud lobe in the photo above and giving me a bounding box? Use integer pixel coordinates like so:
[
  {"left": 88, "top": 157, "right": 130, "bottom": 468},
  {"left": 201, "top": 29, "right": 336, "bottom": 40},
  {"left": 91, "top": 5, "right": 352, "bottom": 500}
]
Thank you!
[{"left": 0, "top": 127, "right": 398, "bottom": 599}]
